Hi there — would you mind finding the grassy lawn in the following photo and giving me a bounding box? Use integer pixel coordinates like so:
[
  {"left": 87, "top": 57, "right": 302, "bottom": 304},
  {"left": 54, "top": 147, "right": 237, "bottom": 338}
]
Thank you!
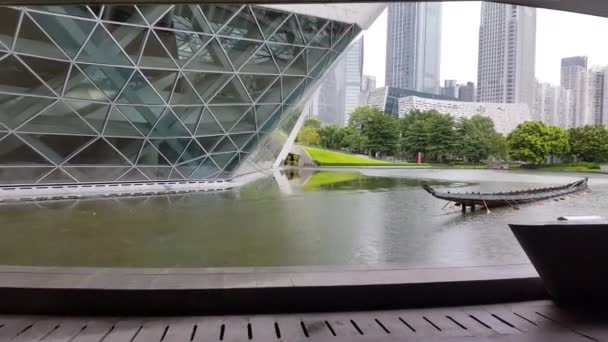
[
  {"left": 304, "top": 147, "right": 422, "bottom": 166},
  {"left": 302, "top": 171, "right": 362, "bottom": 190}
]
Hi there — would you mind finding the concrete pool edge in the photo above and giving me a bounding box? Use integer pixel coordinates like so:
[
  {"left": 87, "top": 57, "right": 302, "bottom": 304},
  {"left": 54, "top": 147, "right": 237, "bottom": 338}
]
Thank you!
[{"left": 0, "top": 264, "right": 547, "bottom": 315}]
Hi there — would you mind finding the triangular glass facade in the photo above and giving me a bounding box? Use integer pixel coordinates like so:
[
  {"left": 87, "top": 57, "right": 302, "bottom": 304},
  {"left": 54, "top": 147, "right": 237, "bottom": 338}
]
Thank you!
[{"left": 0, "top": 5, "right": 359, "bottom": 185}]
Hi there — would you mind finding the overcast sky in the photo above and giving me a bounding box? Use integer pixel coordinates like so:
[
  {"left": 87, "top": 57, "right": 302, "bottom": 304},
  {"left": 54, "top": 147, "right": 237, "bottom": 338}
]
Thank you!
[{"left": 362, "top": 1, "right": 608, "bottom": 88}]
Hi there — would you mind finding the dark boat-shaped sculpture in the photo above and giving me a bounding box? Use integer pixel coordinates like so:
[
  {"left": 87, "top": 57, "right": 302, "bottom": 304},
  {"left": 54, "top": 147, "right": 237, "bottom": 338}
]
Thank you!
[
  {"left": 423, "top": 178, "right": 588, "bottom": 212},
  {"left": 510, "top": 216, "right": 608, "bottom": 306}
]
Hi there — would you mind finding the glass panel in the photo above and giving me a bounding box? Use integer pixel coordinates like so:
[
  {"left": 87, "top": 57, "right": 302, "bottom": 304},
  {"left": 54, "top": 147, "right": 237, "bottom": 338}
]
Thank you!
[
  {"left": 140, "top": 69, "right": 178, "bottom": 103},
  {"left": 137, "top": 140, "right": 170, "bottom": 165},
  {"left": 212, "top": 136, "right": 237, "bottom": 153},
  {"left": 241, "top": 133, "right": 258, "bottom": 153},
  {"left": 168, "top": 30, "right": 210, "bottom": 66},
  {"left": 176, "top": 157, "right": 203, "bottom": 178},
  {"left": 196, "top": 135, "right": 222, "bottom": 152},
  {"left": 219, "top": 6, "right": 262, "bottom": 40},
  {"left": 139, "top": 30, "right": 178, "bottom": 68},
  {"left": 194, "top": 108, "right": 224, "bottom": 136},
  {"left": 101, "top": 6, "right": 146, "bottom": 25},
  {"left": 66, "top": 101, "right": 109, "bottom": 132},
  {"left": 0, "top": 167, "right": 54, "bottom": 184},
  {"left": 229, "top": 108, "right": 256, "bottom": 133},
  {"left": 116, "top": 71, "right": 163, "bottom": 105},
  {"left": 18, "top": 100, "right": 96, "bottom": 135},
  {"left": 229, "top": 132, "right": 255, "bottom": 150},
  {"left": 184, "top": 71, "right": 231, "bottom": 102},
  {"left": 297, "top": 15, "right": 325, "bottom": 44},
  {"left": 251, "top": 6, "right": 289, "bottom": 39},
  {"left": 149, "top": 110, "right": 190, "bottom": 137},
  {"left": 18, "top": 55, "right": 70, "bottom": 94},
  {"left": 284, "top": 50, "right": 306, "bottom": 75},
  {"left": 105, "top": 137, "right": 143, "bottom": 163},
  {"left": 332, "top": 26, "right": 352, "bottom": 53},
  {"left": 34, "top": 6, "right": 94, "bottom": 19},
  {"left": 257, "top": 78, "right": 281, "bottom": 103},
  {"left": 117, "top": 168, "right": 147, "bottom": 181},
  {"left": 218, "top": 37, "right": 260, "bottom": 70},
  {"left": 77, "top": 25, "right": 132, "bottom": 65},
  {"left": 64, "top": 166, "right": 130, "bottom": 182},
  {"left": 269, "top": 15, "right": 303, "bottom": 45},
  {"left": 224, "top": 152, "right": 242, "bottom": 172},
  {"left": 137, "top": 5, "right": 172, "bottom": 26},
  {"left": 171, "top": 106, "right": 202, "bottom": 133},
  {"left": 177, "top": 139, "right": 205, "bottom": 162},
  {"left": 0, "top": 55, "right": 54, "bottom": 96},
  {"left": 67, "top": 138, "right": 130, "bottom": 165},
  {"left": 331, "top": 21, "right": 350, "bottom": 47},
  {"left": 104, "top": 107, "right": 143, "bottom": 137},
  {"left": 19, "top": 133, "right": 95, "bottom": 163},
  {"left": 64, "top": 65, "right": 109, "bottom": 102},
  {"left": 170, "top": 74, "right": 203, "bottom": 105},
  {"left": 282, "top": 76, "right": 304, "bottom": 99},
  {"left": 285, "top": 80, "right": 305, "bottom": 105},
  {"left": 30, "top": 12, "right": 96, "bottom": 58},
  {"left": 211, "top": 152, "right": 237, "bottom": 169},
  {"left": 310, "top": 22, "right": 331, "bottom": 48},
  {"left": 104, "top": 23, "right": 147, "bottom": 64},
  {"left": 209, "top": 76, "right": 251, "bottom": 104},
  {"left": 240, "top": 44, "right": 278, "bottom": 74},
  {"left": 79, "top": 64, "right": 134, "bottom": 101},
  {"left": 259, "top": 106, "right": 282, "bottom": 132},
  {"left": 115, "top": 105, "right": 164, "bottom": 135},
  {"left": 183, "top": 38, "right": 232, "bottom": 72},
  {"left": 150, "top": 138, "right": 189, "bottom": 163},
  {"left": 209, "top": 105, "right": 250, "bottom": 131},
  {"left": 38, "top": 168, "right": 76, "bottom": 184},
  {"left": 0, "top": 7, "right": 19, "bottom": 50},
  {"left": 137, "top": 166, "right": 171, "bottom": 180},
  {"left": 170, "top": 5, "right": 212, "bottom": 33},
  {"left": 0, "top": 134, "right": 51, "bottom": 165},
  {"left": 239, "top": 74, "right": 276, "bottom": 102},
  {"left": 199, "top": 4, "right": 241, "bottom": 33},
  {"left": 15, "top": 14, "right": 67, "bottom": 60},
  {"left": 268, "top": 44, "right": 303, "bottom": 72},
  {"left": 190, "top": 157, "right": 218, "bottom": 179},
  {"left": 88, "top": 6, "right": 103, "bottom": 18},
  {"left": 255, "top": 104, "right": 280, "bottom": 127},
  {"left": 168, "top": 167, "right": 185, "bottom": 180},
  {"left": 310, "top": 52, "right": 329, "bottom": 79},
  {"left": 0, "top": 94, "right": 55, "bottom": 129},
  {"left": 307, "top": 47, "right": 328, "bottom": 72}
]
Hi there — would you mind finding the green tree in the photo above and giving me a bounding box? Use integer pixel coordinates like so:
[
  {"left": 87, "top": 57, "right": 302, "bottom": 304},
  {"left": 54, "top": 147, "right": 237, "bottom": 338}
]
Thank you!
[
  {"left": 568, "top": 126, "right": 608, "bottom": 162},
  {"left": 319, "top": 124, "right": 342, "bottom": 149},
  {"left": 348, "top": 106, "right": 399, "bottom": 156},
  {"left": 302, "top": 117, "right": 321, "bottom": 130},
  {"left": 507, "top": 121, "right": 551, "bottom": 164},
  {"left": 348, "top": 106, "right": 377, "bottom": 130},
  {"left": 296, "top": 126, "right": 320, "bottom": 146},
  {"left": 400, "top": 110, "right": 456, "bottom": 162},
  {"left": 454, "top": 115, "right": 504, "bottom": 162},
  {"left": 339, "top": 126, "right": 367, "bottom": 153},
  {"left": 546, "top": 126, "right": 570, "bottom": 159}
]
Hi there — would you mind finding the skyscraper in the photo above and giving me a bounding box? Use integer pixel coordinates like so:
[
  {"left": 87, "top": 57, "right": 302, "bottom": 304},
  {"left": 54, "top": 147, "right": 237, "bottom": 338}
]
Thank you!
[
  {"left": 361, "top": 75, "right": 377, "bottom": 93},
  {"left": 385, "top": 2, "right": 442, "bottom": 94},
  {"left": 344, "top": 38, "right": 364, "bottom": 125},
  {"left": 443, "top": 80, "right": 458, "bottom": 98},
  {"left": 458, "top": 82, "right": 476, "bottom": 102},
  {"left": 477, "top": 3, "right": 536, "bottom": 107},
  {"left": 561, "top": 56, "right": 589, "bottom": 127}
]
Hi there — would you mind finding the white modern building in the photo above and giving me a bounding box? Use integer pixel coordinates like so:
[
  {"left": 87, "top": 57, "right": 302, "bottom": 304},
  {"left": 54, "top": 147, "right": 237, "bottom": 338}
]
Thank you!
[
  {"left": 344, "top": 38, "right": 364, "bottom": 125},
  {"left": 561, "top": 56, "right": 590, "bottom": 127},
  {"left": 361, "top": 75, "right": 377, "bottom": 93},
  {"left": 477, "top": 3, "right": 536, "bottom": 108},
  {"left": 398, "top": 96, "right": 531, "bottom": 134},
  {"left": 385, "top": 2, "right": 442, "bottom": 94},
  {"left": 443, "top": 80, "right": 458, "bottom": 98},
  {"left": 588, "top": 67, "right": 608, "bottom": 126}
]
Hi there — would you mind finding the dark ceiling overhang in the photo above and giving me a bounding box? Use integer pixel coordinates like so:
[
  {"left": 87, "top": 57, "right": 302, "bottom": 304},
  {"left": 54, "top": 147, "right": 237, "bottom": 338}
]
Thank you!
[{"left": 1, "top": 0, "right": 607, "bottom": 19}]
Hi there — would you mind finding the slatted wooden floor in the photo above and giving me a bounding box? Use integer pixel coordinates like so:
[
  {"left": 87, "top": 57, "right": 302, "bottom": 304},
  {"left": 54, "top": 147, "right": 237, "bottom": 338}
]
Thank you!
[{"left": 0, "top": 300, "right": 606, "bottom": 341}]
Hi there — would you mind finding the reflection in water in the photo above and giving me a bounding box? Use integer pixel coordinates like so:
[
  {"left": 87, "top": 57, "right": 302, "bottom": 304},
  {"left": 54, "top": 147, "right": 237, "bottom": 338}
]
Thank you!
[{"left": 0, "top": 169, "right": 606, "bottom": 269}]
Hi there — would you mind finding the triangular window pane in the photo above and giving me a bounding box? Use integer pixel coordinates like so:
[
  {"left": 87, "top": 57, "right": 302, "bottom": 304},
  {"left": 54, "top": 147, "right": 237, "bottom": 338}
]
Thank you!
[
  {"left": 331, "top": 22, "right": 350, "bottom": 47},
  {"left": 310, "top": 53, "right": 329, "bottom": 79},
  {"left": 149, "top": 110, "right": 190, "bottom": 137},
  {"left": 36, "top": 6, "right": 95, "bottom": 19},
  {"left": 171, "top": 74, "right": 203, "bottom": 105},
  {"left": 19, "top": 101, "right": 96, "bottom": 135},
  {"left": 212, "top": 136, "right": 237, "bottom": 153},
  {"left": 196, "top": 136, "right": 223, "bottom": 152},
  {"left": 178, "top": 139, "right": 205, "bottom": 162},
  {"left": 310, "top": 22, "right": 331, "bottom": 48},
  {"left": 101, "top": 6, "right": 146, "bottom": 25},
  {"left": 191, "top": 157, "right": 219, "bottom": 179},
  {"left": 183, "top": 38, "right": 232, "bottom": 72},
  {"left": 229, "top": 108, "right": 256, "bottom": 133},
  {"left": 105, "top": 23, "right": 147, "bottom": 64},
  {"left": 76, "top": 25, "right": 132, "bottom": 65},
  {"left": 219, "top": 37, "right": 261, "bottom": 70},
  {"left": 138, "top": 166, "right": 172, "bottom": 180},
  {"left": 184, "top": 71, "right": 232, "bottom": 102},
  {"left": 137, "top": 5, "right": 172, "bottom": 26},
  {"left": 64, "top": 167, "right": 130, "bottom": 182},
  {"left": 211, "top": 152, "right": 237, "bottom": 169},
  {"left": 18, "top": 133, "right": 94, "bottom": 164},
  {"left": 66, "top": 101, "right": 110, "bottom": 132},
  {"left": 0, "top": 7, "right": 19, "bottom": 51},
  {"left": 170, "top": 5, "right": 212, "bottom": 33},
  {"left": 0, "top": 167, "right": 54, "bottom": 184},
  {"left": 0, "top": 95, "right": 55, "bottom": 129},
  {"left": 117, "top": 168, "right": 148, "bottom": 181},
  {"left": 177, "top": 157, "right": 204, "bottom": 178},
  {"left": 285, "top": 80, "right": 306, "bottom": 105},
  {"left": 251, "top": 6, "right": 289, "bottom": 39},
  {"left": 269, "top": 14, "right": 304, "bottom": 45},
  {"left": 209, "top": 105, "right": 250, "bottom": 132},
  {"left": 195, "top": 108, "right": 224, "bottom": 136},
  {"left": 0, "top": 55, "right": 54, "bottom": 96},
  {"left": 38, "top": 168, "right": 76, "bottom": 184},
  {"left": 0, "top": 134, "right": 52, "bottom": 165},
  {"left": 240, "top": 44, "right": 278, "bottom": 74},
  {"left": 172, "top": 106, "right": 202, "bottom": 134},
  {"left": 169, "top": 168, "right": 186, "bottom": 180},
  {"left": 224, "top": 153, "right": 242, "bottom": 172},
  {"left": 298, "top": 15, "right": 327, "bottom": 44},
  {"left": 150, "top": 138, "right": 189, "bottom": 163},
  {"left": 307, "top": 48, "right": 328, "bottom": 72},
  {"left": 257, "top": 78, "right": 281, "bottom": 103},
  {"left": 116, "top": 105, "right": 164, "bottom": 135},
  {"left": 199, "top": 4, "right": 241, "bottom": 33},
  {"left": 30, "top": 12, "right": 96, "bottom": 58},
  {"left": 64, "top": 65, "right": 109, "bottom": 102},
  {"left": 137, "top": 140, "right": 170, "bottom": 165},
  {"left": 104, "top": 107, "right": 143, "bottom": 137},
  {"left": 239, "top": 75, "right": 276, "bottom": 102},
  {"left": 220, "top": 6, "right": 262, "bottom": 40},
  {"left": 259, "top": 107, "right": 282, "bottom": 132},
  {"left": 140, "top": 30, "right": 179, "bottom": 68},
  {"left": 88, "top": 6, "right": 103, "bottom": 18},
  {"left": 105, "top": 137, "right": 144, "bottom": 163},
  {"left": 282, "top": 76, "right": 305, "bottom": 99},
  {"left": 284, "top": 51, "right": 306, "bottom": 75},
  {"left": 268, "top": 44, "right": 304, "bottom": 72},
  {"left": 14, "top": 14, "right": 66, "bottom": 60},
  {"left": 241, "top": 134, "right": 259, "bottom": 153},
  {"left": 79, "top": 64, "right": 134, "bottom": 101},
  {"left": 18, "top": 55, "right": 70, "bottom": 94},
  {"left": 140, "top": 69, "right": 178, "bottom": 103},
  {"left": 255, "top": 104, "right": 280, "bottom": 127},
  {"left": 116, "top": 71, "right": 163, "bottom": 105},
  {"left": 171, "top": 30, "right": 211, "bottom": 66},
  {"left": 67, "top": 138, "right": 130, "bottom": 165},
  {"left": 229, "top": 132, "right": 255, "bottom": 150},
  {"left": 210, "top": 77, "right": 251, "bottom": 104},
  {"left": 333, "top": 26, "right": 353, "bottom": 53}
]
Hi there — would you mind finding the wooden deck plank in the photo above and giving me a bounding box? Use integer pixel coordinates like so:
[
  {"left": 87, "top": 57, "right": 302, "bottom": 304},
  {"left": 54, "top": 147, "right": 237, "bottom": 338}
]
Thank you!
[
  {"left": 131, "top": 320, "right": 167, "bottom": 342},
  {"left": 0, "top": 319, "right": 35, "bottom": 339},
  {"left": 38, "top": 319, "right": 89, "bottom": 342},
  {"left": 462, "top": 309, "right": 523, "bottom": 335},
  {"left": 11, "top": 320, "right": 61, "bottom": 342},
  {"left": 100, "top": 320, "right": 143, "bottom": 342},
  {"left": 247, "top": 315, "right": 283, "bottom": 341},
  {"left": 160, "top": 318, "right": 197, "bottom": 342},
  {"left": 70, "top": 320, "right": 116, "bottom": 342}
]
